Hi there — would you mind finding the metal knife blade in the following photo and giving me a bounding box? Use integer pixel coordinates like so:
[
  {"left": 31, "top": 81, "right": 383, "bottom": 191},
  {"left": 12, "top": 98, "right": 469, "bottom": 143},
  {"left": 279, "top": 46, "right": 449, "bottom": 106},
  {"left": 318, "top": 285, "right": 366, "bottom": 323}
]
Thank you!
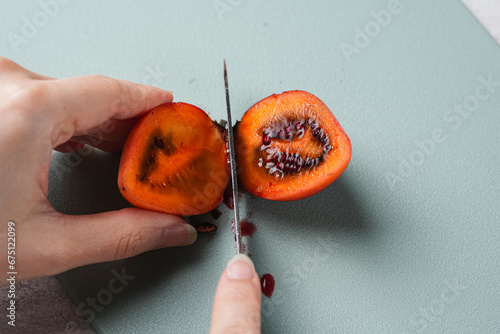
[{"left": 224, "top": 60, "right": 243, "bottom": 254}]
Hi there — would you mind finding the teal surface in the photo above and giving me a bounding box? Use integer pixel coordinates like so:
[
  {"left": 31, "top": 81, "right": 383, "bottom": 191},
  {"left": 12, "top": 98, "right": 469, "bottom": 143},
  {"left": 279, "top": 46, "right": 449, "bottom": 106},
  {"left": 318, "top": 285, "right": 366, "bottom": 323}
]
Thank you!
[{"left": 2, "top": 0, "right": 500, "bottom": 333}]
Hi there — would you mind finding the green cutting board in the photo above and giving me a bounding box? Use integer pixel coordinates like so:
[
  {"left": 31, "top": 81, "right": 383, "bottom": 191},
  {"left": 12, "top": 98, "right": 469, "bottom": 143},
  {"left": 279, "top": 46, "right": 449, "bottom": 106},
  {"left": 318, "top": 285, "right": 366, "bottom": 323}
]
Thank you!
[{"left": 2, "top": 0, "right": 499, "bottom": 333}]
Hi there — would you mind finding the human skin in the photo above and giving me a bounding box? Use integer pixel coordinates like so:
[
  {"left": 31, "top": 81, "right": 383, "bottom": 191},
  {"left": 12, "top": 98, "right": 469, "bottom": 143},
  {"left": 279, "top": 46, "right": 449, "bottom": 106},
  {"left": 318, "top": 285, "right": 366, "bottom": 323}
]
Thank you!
[{"left": 0, "top": 58, "right": 261, "bottom": 333}]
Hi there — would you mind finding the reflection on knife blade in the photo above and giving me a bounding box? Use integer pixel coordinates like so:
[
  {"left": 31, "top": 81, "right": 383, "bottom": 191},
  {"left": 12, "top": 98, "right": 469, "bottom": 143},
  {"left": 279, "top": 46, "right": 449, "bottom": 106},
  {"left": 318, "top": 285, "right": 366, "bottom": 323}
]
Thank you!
[{"left": 224, "top": 60, "right": 243, "bottom": 254}]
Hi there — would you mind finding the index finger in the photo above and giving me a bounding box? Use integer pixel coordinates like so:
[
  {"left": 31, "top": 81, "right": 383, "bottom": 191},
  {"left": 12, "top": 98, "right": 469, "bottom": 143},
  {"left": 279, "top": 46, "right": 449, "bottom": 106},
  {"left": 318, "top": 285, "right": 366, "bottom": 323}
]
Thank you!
[
  {"left": 44, "top": 75, "right": 173, "bottom": 146},
  {"left": 0, "top": 57, "right": 54, "bottom": 80}
]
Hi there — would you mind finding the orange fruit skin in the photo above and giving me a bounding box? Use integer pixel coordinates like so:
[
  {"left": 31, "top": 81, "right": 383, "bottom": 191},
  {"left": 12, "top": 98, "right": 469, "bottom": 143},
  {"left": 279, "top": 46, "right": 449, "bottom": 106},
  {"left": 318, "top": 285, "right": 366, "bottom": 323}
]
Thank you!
[
  {"left": 235, "top": 90, "right": 352, "bottom": 201},
  {"left": 118, "top": 103, "right": 230, "bottom": 216}
]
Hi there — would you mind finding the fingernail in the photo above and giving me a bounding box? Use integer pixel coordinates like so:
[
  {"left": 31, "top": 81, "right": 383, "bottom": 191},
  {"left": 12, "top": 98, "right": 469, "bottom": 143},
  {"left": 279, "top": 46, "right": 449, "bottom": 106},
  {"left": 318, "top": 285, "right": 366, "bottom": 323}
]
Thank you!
[
  {"left": 163, "top": 224, "right": 197, "bottom": 247},
  {"left": 227, "top": 254, "right": 255, "bottom": 280}
]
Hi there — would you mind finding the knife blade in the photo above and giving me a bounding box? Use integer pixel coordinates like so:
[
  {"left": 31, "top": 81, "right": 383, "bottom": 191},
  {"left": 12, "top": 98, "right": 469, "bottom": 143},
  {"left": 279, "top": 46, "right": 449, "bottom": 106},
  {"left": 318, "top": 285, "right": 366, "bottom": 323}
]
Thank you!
[{"left": 224, "top": 60, "right": 243, "bottom": 254}]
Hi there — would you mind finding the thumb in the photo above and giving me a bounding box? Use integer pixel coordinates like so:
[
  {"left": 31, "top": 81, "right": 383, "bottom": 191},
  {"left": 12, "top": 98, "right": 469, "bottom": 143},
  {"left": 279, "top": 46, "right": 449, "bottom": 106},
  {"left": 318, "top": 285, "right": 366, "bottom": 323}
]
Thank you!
[
  {"left": 210, "top": 254, "right": 262, "bottom": 334},
  {"left": 16, "top": 208, "right": 197, "bottom": 280}
]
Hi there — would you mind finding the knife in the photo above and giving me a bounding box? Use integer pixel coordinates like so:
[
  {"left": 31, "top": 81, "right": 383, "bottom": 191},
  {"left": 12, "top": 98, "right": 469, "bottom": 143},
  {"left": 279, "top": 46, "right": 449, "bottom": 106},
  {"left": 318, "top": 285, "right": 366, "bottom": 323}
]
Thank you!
[{"left": 224, "top": 60, "right": 243, "bottom": 254}]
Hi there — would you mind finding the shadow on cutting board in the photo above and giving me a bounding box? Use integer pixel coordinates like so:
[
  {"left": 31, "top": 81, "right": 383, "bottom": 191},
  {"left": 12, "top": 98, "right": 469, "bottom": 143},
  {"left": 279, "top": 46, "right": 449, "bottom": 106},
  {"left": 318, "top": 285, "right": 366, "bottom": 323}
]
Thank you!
[{"left": 246, "top": 171, "right": 373, "bottom": 240}]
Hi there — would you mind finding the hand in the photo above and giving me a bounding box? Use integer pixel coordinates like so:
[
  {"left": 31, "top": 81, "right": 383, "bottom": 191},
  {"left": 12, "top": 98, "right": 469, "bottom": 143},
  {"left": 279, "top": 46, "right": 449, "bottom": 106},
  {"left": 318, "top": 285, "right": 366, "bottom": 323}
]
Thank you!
[
  {"left": 0, "top": 58, "right": 262, "bottom": 332},
  {"left": 0, "top": 57, "right": 197, "bottom": 283},
  {"left": 210, "top": 254, "right": 262, "bottom": 334}
]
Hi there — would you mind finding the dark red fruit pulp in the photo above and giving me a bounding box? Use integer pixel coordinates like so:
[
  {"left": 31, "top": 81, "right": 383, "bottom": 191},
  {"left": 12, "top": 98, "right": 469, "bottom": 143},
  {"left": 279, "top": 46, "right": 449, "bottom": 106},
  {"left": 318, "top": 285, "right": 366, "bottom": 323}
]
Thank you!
[
  {"left": 241, "top": 219, "right": 257, "bottom": 237},
  {"left": 260, "top": 274, "right": 275, "bottom": 298}
]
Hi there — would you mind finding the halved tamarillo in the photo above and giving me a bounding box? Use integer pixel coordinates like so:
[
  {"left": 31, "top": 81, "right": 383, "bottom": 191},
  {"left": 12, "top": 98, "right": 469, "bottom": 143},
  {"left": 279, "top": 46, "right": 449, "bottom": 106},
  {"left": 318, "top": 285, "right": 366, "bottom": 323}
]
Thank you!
[
  {"left": 118, "top": 103, "right": 230, "bottom": 216},
  {"left": 235, "top": 90, "right": 351, "bottom": 201}
]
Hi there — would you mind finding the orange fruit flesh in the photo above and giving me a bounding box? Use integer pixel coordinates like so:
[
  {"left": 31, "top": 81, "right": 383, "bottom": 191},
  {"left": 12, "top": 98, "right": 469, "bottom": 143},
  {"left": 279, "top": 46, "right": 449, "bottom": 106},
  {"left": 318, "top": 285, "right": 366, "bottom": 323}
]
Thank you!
[
  {"left": 118, "top": 103, "right": 229, "bottom": 215},
  {"left": 235, "top": 90, "right": 351, "bottom": 201}
]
